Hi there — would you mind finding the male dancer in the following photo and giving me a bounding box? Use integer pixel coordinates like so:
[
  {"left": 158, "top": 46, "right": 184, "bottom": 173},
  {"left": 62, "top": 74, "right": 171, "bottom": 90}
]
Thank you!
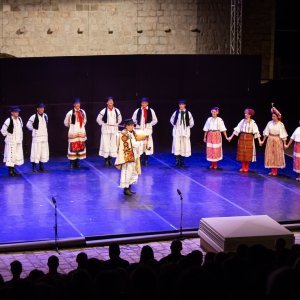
[
  {"left": 96, "top": 96, "right": 122, "bottom": 166},
  {"left": 132, "top": 97, "right": 158, "bottom": 166},
  {"left": 26, "top": 103, "right": 49, "bottom": 172},
  {"left": 1, "top": 106, "right": 24, "bottom": 176}
]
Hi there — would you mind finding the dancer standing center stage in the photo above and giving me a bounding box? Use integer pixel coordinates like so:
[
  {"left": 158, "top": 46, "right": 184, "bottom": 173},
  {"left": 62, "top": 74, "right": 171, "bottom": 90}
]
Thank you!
[
  {"left": 228, "top": 108, "right": 262, "bottom": 172},
  {"left": 64, "top": 98, "right": 87, "bottom": 169},
  {"left": 115, "top": 119, "right": 148, "bottom": 196},
  {"left": 97, "top": 96, "right": 122, "bottom": 166},
  {"left": 170, "top": 99, "right": 194, "bottom": 167},
  {"left": 132, "top": 97, "right": 158, "bottom": 166}
]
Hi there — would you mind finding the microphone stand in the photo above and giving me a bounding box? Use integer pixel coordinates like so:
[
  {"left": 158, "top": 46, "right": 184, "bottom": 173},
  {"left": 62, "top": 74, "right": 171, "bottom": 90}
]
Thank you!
[
  {"left": 177, "top": 190, "right": 184, "bottom": 240},
  {"left": 52, "top": 197, "right": 60, "bottom": 254}
]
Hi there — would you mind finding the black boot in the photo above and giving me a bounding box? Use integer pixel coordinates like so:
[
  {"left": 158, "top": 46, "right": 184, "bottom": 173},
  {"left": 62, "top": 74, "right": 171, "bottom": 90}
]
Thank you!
[
  {"left": 144, "top": 155, "right": 148, "bottom": 166},
  {"left": 32, "top": 163, "right": 37, "bottom": 172},
  {"left": 8, "top": 167, "right": 15, "bottom": 177},
  {"left": 70, "top": 160, "right": 75, "bottom": 169},
  {"left": 129, "top": 185, "right": 136, "bottom": 194},
  {"left": 180, "top": 156, "right": 185, "bottom": 168},
  {"left": 12, "top": 167, "right": 20, "bottom": 176},
  {"left": 123, "top": 188, "right": 132, "bottom": 196},
  {"left": 74, "top": 159, "right": 80, "bottom": 169},
  {"left": 39, "top": 162, "right": 45, "bottom": 171},
  {"left": 105, "top": 157, "right": 110, "bottom": 167},
  {"left": 108, "top": 156, "right": 113, "bottom": 166},
  {"left": 175, "top": 155, "right": 180, "bottom": 167}
]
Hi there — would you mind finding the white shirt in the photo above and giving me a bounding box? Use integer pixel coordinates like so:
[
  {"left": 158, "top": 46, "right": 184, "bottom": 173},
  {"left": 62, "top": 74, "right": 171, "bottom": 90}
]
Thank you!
[
  {"left": 170, "top": 110, "right": 194, "bottom": 137},
  {"left": 26, "top": 114, "right": 48, "bottom": 142},
  {"left": 96, "top": 107, "right": 122, "bottom": 134},
  {"left": 1, "top": 117, "right": 23, "bottom": 143},
  {"left": 132, "top": 107, "right": 158, "bottom": 130}
]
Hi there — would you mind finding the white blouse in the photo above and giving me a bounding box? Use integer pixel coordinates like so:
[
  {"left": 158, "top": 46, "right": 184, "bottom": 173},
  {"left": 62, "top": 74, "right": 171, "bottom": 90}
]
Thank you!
[
  {"left": 263, "top": 121, "right": 288, "bottom": 140},
  {"left": 203, "top": 117, "right": 226, "bottom": 132},
  {"left": 234, "top": 119, "right": 260, "bottom": 139}
]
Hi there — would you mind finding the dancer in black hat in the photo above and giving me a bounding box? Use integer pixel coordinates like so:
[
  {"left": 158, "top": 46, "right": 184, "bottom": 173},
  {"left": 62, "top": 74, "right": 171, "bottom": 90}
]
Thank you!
[
  {"left": 26, "top": 103, "right": 49, "bottom": 172},
  {"left": 170, "top": 99, "right": 194, "bottom": 167},
  {"left": 96, "top": 96, "right": 122, "bottom": 166},
  {"left": 132, "top": 97, "right": 158, "bottom": 166},
  {"left": 1, "top": 106, "right": 24, "bottom": 176},
  {"left": 115, "top": 118, "right": 148, "bottom": 196}
]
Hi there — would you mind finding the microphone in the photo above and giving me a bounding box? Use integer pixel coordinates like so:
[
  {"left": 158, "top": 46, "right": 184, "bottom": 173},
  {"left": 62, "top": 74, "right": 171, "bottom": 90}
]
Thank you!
[
  {"left": 52, "top": 197, "right": 56, "bottom": 204},
  {"left": 177, "top": 189, "right": 182, "bottom": 196}
]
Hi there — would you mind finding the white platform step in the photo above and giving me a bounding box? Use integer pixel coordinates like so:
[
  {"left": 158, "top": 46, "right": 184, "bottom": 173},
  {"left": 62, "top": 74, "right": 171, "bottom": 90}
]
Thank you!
[{"left": 198, "top": 215, "right": 295, "bottom": 253}]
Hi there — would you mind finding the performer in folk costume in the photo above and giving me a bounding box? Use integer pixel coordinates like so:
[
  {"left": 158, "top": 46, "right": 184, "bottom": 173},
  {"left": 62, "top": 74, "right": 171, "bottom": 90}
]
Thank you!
[
  {"left": 132, "top": 97, "right": 158, "bottom": 166},
  {"left": 260, "top": 105, "right": 288, "bottom": 176},
  {"left": 96, "top": 96, "right": 122, "bottom": 166},
  {"left": 115, "top": 119, "right": 148, "bottom": 196},
  {"left": 285, "top": 122, "right": 300, "bottom": 181},
  {"left": 170, "top": 99, "right": 195, "bottom": 167},
  {"left": 64, "top": 98, "right": 87, "bottom": 169},
  {"left": 26, "top": 103, "right": 49, "bottom": 172},
  {"left": 228, "top": 108, "right": 262, "bottom": 172},
  {"left": 203, "top": 107, "right": 228, "bottom": 169},
  {"left": 1, "top": 106, "right": 24, "bottom": 177}
]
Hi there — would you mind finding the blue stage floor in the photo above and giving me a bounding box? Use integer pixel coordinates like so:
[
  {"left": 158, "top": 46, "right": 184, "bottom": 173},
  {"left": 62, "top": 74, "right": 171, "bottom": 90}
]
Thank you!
[{"left": 1, "top": 149, "right": 300, "bottom": 246}]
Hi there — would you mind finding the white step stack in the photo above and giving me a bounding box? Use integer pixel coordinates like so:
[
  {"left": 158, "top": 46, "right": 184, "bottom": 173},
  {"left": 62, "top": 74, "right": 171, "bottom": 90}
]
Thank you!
[{"left": 198, "top": 215, "right": 295, "bottom": 253}]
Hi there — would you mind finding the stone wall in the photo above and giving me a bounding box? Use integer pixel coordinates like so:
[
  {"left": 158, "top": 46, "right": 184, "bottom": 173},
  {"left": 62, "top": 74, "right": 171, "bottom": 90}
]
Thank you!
[
  {"left": 0, "top": 0, "right": 199, "bottom": 57},
  {"left": 0, "top": 0, "right": 275, "bottom": 79}
]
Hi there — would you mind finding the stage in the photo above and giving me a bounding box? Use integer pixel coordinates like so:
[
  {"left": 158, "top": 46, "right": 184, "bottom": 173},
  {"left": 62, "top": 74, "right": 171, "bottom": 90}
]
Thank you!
[{"left": 1, "top": 148, "right": 300, "bottom": 250}]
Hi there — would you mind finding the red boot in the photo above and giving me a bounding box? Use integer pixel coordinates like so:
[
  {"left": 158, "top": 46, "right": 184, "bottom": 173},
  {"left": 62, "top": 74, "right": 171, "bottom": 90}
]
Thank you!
[
  {"left": 239, "top": 162, "right": 245, "bottom": 172},
  {"left": 268, "top": 168, "right": 277, "bottom": 176},
  {"left": 213, "top": 162, "right": 218, "bottom": 169},
  {"left": 244, "top": 162, "right": 249, "bottom": 172}
]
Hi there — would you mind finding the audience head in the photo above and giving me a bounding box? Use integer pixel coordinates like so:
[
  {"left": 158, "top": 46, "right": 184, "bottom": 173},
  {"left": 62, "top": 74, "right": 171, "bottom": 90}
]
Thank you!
[
  {"left": 109, "top": 243, "right": 121, "bottom": 259},
  {"left": 10, "top": 260, "right": 22, "bottom": 278},
  {"left": 170, "top": 239, "right": 183, "bottom": 254},
  {"left": 140, "top": 245, "right": 155, "bottom": 263},
  {"left": 47, "top": 255, "right": 59, "bottom": 271},
  {"left": 76, "top": 252, "right": 88, "bottom": 268}
]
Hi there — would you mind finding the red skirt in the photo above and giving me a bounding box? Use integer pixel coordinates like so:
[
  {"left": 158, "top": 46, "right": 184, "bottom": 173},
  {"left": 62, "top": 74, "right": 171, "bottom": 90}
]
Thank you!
[
  {"left": 237, "top": 133, "right": 254, "bottom": 162},
  {"left": 294, "top": 142, "right": 300, "bottom": 173},
  {"left": 70, "top": 141, "right": 86, "bottom": 153},
  {"left": 206, "top": 131, "right": 222, "bottom": 162},
  {"left": 264, "top": 135, "right": 285, "bottom": 168}
]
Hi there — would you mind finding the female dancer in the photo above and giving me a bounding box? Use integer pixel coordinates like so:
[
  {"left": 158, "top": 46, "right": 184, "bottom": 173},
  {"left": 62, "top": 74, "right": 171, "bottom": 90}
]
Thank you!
[
  {"left": 260, "top": 106, "right": 288, "bottom": 176},
  {"left": 228, "top": 108, "right": 261, "bottom": 172},
  {"left": 285, "top": 122, "right": 300, "bottom": 181},
  {"left": 203, "top": 107, "right": 228, "bottom": 169}
]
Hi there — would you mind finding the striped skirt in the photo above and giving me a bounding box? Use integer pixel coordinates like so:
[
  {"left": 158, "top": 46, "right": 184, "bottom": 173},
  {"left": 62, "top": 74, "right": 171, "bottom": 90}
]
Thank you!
[
  {"left": 237, "top": 133, "right": 255, "bottom": 162},
  {"left": 206, "top": 131, "right": 222, "bottom": 162},
  {"left": 294, "top": 142, "right": 300, "bottom": 173},
  {"left": 264, "top": 135, "right": 285, "bottom": 168}
]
